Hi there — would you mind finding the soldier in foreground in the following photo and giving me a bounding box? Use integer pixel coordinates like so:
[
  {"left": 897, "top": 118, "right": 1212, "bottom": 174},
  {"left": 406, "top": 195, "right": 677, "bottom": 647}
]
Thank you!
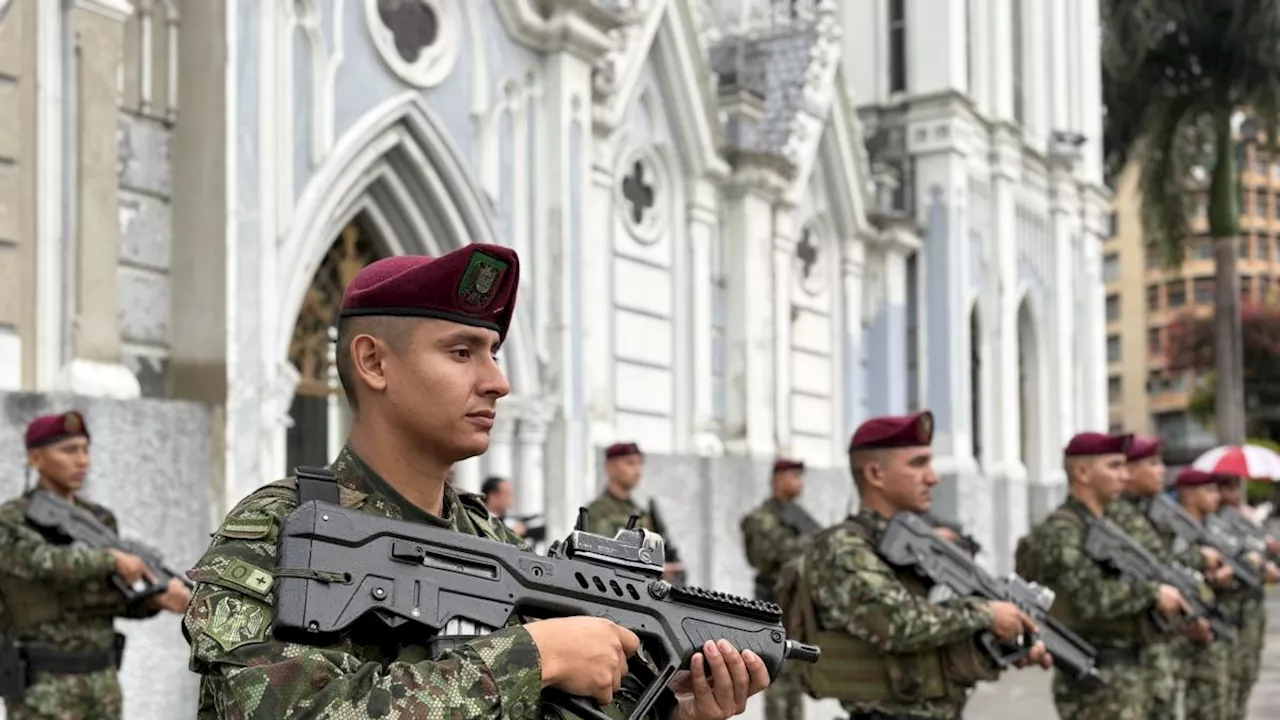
[
  {"left": 0, "top": 411, "right": 192, "bottom": 720},
  {"left": 739, "top": 458, "right": 820, "bottom": 720},
  {"left": 1215, "top": 473, "right": 1280, "bottom": 720},
  {"left": 1016, "top": 432, "right": 1191, "bottom": 720},
  {"left": 182, "top": 245, "right": 769, "bottom": 719},
  {"left": 1112, "top": 437, "right": 1221, "bottom": 720},
  {"left": 585, "top": 441, "right": 685, "bottom": 582},
  {"left": 781, "top": 411, "right": 1050, "bottom": 720}
]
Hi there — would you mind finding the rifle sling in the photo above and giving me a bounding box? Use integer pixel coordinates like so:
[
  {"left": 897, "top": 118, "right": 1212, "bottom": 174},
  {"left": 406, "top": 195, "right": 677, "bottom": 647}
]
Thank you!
[{"left": 295, "top": 466, "right": 341, "bottom": 506}]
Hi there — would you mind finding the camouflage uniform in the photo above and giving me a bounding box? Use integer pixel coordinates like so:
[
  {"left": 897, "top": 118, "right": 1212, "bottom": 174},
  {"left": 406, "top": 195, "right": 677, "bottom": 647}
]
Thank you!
[
  {"left": 584, "top": 491, "right": 654, "bottom": 539},
  {"left": 184, "top": 447, "right": 656, "bottom": 719},
  {"left": 1017, "top": 497, "right": 1162, "bottom": 720},
  {"left": 799, "top": 509, "right": 997, "bottom": 719},
  {"left": 1224, "top": 592, "right": 1266, "bottom": 720},
  {"left": 0, "top": 492, "right": 159, "bottom": 720},
  {"left": 740, "top": 499, "right": 820, "bottom": 720}
]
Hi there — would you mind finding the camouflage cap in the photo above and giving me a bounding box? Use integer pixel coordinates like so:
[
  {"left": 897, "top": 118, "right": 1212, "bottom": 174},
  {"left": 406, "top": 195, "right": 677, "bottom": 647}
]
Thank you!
[
  {"left": 24, "top": 411, "right": 90, "bottom": 449},
  {"left": 340, "top": 243, "right": 520, "bottom": 341}
]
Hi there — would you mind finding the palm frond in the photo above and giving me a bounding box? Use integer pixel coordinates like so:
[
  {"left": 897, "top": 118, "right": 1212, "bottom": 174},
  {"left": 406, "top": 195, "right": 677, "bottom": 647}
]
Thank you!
[{"left": 1136, "top": 93, "right": 1198, "bottom": 267}]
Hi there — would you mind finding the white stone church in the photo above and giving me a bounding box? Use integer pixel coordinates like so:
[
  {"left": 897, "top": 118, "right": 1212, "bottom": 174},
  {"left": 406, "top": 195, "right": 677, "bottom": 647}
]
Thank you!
[{"left": 0, "top": 1, "right": 1109, "bottom": 715}]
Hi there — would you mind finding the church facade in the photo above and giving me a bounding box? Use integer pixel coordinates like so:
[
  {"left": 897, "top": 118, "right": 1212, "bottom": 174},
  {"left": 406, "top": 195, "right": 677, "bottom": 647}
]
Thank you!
[{"left": 0, "top": 0, "right": 1108, "bottom": 577}]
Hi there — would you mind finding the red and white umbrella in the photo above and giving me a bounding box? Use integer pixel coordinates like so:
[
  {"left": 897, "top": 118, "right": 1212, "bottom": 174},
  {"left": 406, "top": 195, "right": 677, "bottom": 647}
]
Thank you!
[{"left": 1191, "top": 444, "right": 1280, "bottom": 480}]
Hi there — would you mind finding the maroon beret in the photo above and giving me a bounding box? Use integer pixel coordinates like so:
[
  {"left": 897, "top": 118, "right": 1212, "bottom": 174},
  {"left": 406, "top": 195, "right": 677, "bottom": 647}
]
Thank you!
[
  {"left": 1172, "top": 468, "right": 1218, "bottom": 490},
  {"left": 605, "top": 442, "right": 642, "bottom": 460},
  {"left": 849, "top": 411, "right": 934, "bottom": 452},
  {"left": 1064, "top": 432, "right": 1132, "bottom": 457},
  {"left": 1213, "top": 473, "right": 1244, "bottom": 486},
  {"left": 1126, "top": 435, "right": 1163, "bottom": 462},
  {"left": 772, "top": 458, "right": 805, "bottom": 474},
  {"left": 340, "top": 244, "right": 520, "bottom": 340},
  {"left": 25, "top": 411, "right": 90, "bottom": 449}
]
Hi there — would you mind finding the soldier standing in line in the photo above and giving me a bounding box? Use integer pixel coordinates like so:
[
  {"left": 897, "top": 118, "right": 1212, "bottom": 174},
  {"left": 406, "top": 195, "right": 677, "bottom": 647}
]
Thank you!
[
  {"left": 1214, "top": 473, "right": 1280, "bottom": 720},
  {"left": 1015, "top": 432, "right": 1191, "bottom": 720},
  {"left": 1111, "top": 437, "right": 1222, "bottom": 720},
  {"left": 584, "top": 442, "right": 685, "bottom": 582},
  {"left": 0, "top": 411, "right": 192, "bottom": 720},
  {"left": 739, "top": 458, "right": 820, "bottom": 720},
  {"left": 181, "top": 246, "right": 769, "bottom": 719},
  {"left": 778, "top": 411, "right": 1050, "bottom": 720},
  {"left": 1165, "top": 469, "right": 1236, "bottom": 720}
]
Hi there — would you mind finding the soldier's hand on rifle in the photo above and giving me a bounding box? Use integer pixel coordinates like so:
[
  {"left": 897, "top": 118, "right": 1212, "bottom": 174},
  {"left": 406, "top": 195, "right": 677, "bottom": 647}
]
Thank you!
[
  {"left": 1265, "top": 536, "right": 1280, "bottom": 557},
  {"left": 150, "top": 577, "right": 193, "bottom": 613},
  {"left": 511, "top": 520, "right": 528, "bottom": 537},
  {"left": 1264, "top": 561, "right": 1280, "bottom": 584},
  {"left": 933, "top": 527, "right": 961, "bottom": 544},
  {"left": 988, "top": 601, "right": 1037, "bottom": 642},
  {"left": 1012, "top": 640, "right": 1053, "bottom": 670},
  {"left": 1208, "top": 564, "right": 1235, "bottom": 587},
  {"left": 526, "top": 617, "right": 640, "bottom": 706},
  {"left": 664, "top": 562, "right": 685, "bottom": 582},
  {"left": 107, "top": 549, "right": 156, "bottom": 586},
  {"left": 1182, "top": 617, "right": 1214, "bottom": 645},
  {"left": 1155, "top": 585, "right": 1192, "bottom": 617},
  {"left": 1200, "top": 546, "right": 1225, "bottom": 570}
]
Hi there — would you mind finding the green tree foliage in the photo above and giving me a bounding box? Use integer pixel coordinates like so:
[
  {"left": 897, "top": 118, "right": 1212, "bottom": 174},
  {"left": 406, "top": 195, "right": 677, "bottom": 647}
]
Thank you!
[{"left": 1167, "top": 304, "right": 1280, "bottom": 435}]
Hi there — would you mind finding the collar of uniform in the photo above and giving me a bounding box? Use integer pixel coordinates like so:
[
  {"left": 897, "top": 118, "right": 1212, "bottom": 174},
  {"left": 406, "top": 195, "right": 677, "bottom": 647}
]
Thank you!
[
  {"left": 853, "top": 507, "right": 891, "bottom": 532},
  {"left": 330, "top": 446, "right": 464, "bottom": 528},
  {"left": 603, "top": 489, "right": 639, "bottom": 510},
  {"left": 1064, "top": 494, "right": 1103, "bottom": 519}
]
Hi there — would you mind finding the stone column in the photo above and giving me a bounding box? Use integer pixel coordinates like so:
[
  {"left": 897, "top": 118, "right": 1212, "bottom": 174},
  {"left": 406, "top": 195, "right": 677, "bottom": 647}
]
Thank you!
[
  {"left": 688, "top": 177, "right": 721, "bottom": 453},
  {"left": 57, "top": 0, "right": 140, "bottom": 399},
  {"left": 772, "top": 203, "right": 796, "bottom": 452},
  {"left": 585, "top": 131, "right": 617, "bottom": 447},
  {"left": 841, "top": 234, "right": 867, "bottom": 440},
  {"left": 516, "top": 399, "right": 556, "bottom": 518},
  {"left": 487, "top": 397, "right": 518, "bottom": 481},
  {"left": 873, "top": 226, "right": 919, "bottom": 415}
]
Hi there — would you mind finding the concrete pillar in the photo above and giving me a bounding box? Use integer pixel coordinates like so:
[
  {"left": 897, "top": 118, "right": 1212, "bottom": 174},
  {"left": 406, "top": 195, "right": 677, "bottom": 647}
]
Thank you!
[
  {"left": 841, "top": 234, "right": 867, "bottom": 441},
  {"left": 772, "top": 204, "right": 796, "bottom": 453},
  {"left": 688, "top": 177, "right": 721, "bottom": 454},
  {"left": 516, "top": 400, "right": 555, "bottom": 518},
  {"left": 57, "top": 0, "right": 141, "bottom": 399}
]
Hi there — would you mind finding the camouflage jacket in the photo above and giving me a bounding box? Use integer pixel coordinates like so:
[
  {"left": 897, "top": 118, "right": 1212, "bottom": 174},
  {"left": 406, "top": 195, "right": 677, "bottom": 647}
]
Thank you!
[
  {"left": 1021, "top": 496, "right": 1160, "bottom": 649},
  {"left": 740, "top": 498, "right": 819, "bottom": 585},
  {"left": 584, "top": 491, "right": 654, "bottom": 539},
  {"left": 806, "top": 509, "right": 995, "bottom": 718},
  {"left": 0, "top": 490, "right": 158, "bottom": 653},
  {"left": 184, "top": 447, "right": 654, "bottom": 720}
]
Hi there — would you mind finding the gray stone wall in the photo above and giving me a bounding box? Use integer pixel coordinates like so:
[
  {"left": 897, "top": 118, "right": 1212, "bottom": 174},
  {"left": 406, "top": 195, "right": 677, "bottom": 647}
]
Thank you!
[{"left": 0, "top": 392, "right": 211, "bottom": 720}]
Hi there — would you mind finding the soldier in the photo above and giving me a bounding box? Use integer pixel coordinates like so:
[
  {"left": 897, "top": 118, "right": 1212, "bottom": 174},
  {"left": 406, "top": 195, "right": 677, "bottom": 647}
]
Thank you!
[
  {"left": 585, "top": 442, "right": 685, "bottom": 582},
  {"left": 739, "top": 457, "right": 820, "bottom": 720},
  {"left": 1167, "top": 469, "right": 1235, "bottom": 720},
  {"left": 181, "top": 245, "right": 769, "bottom": 719},
  {"left": 0, "top": 411, "right": 192, "bottom": 720},
  {"left": 780, "top": 411, "right": 1050, "bottom": 720},
  {"left": 1113, "top": 437, "right": 1222, "bottom": 720},
  {"left": 1214, "top": 473, "right": 1280, "bottom": 720},
  {"left": 1015, "top": 431, "right": 1191, "bottom": 720}
]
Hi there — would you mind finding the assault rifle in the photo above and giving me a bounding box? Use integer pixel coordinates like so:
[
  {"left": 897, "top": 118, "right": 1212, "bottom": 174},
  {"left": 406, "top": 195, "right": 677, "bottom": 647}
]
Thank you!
[
  {"left": 648, "top": 499, "right": 688, "bottom": 586},
  {"left": 876, "top": 512, "right": 1105, "bottom": 691},
  {"left": 1146, "top": 494, "right": 1262, "bottom": 591},
  {"left": 1083, "top": 515, "right": 1236, "bottom": 642},
  {"left": 23, "top": 489, "right": 193, "bottom": 604},
  {"left": 274, "top": 502, "right": 820, "bottom": 720},
  {"left": 1215, "top": 505, "right": 1275, "bottom": 560},
  {"left": 920, "top": 512, "right": 982, "bottom": 556}
]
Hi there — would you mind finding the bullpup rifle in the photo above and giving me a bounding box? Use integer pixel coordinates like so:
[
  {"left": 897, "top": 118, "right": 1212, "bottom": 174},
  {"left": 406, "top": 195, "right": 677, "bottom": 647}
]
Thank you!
[
  {"left": 1146, "top": 494, "right": 1262, "bottom": 591},
  {"left": 23, "top": 488, "right": 193, "bottom": 604},
  {"left": 1213, "top": 506, "right": 1272, "bottom": 559},
  {"left": 877, "top": 511, "right": 1105, "bottom": 691},
  {"left": 1084, "top": 514, "right": 1236, "bottom": 641},
  {"left": 274, "top": 503, "right": 820, "bottom": 720}
]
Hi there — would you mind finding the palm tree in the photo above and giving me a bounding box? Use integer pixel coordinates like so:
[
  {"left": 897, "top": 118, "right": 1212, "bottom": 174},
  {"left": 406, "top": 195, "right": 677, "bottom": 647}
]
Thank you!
[{"left": 1102, "top": 0, "right": 1280, "bottom": 444}]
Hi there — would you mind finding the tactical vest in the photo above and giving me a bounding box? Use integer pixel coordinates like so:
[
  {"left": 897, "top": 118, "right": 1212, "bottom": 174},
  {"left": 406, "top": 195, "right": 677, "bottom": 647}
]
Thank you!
[
  {"left": 777, "top": 517, "right": 997, "bottom": 704},
  {"left": 1015, "top": 506, "right": 1155, "bottom": 647}
]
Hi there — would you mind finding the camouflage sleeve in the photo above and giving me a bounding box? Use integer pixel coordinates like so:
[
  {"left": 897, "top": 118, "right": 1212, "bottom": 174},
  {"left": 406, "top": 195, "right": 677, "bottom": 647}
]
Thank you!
[
  {"left": 184, "top": 494, "right": 546, "bottom": 720},
  {"left": 811, "top": 532, "right": 994, "bottom": 654},
  {"left": 1039, "top": 520, "right": 1160, "bottom": 621},
  {"left": 740, "top": 512, "right": 808, "bottom": 578},
  {"left": 0, "top": 505, "right": 117, "bottom": 584}
]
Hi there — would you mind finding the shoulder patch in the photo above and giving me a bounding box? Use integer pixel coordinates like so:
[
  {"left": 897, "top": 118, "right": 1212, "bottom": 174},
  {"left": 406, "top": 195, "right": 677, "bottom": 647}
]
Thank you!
[
  {"left": 202, "top": 557, "right": 275, "bottom": 598},
  {"left": 203, "top": 594, "right": 272, "bottom": 653},
  {"left": 217, "top": 515, "right": 275, "bottom": 540}
]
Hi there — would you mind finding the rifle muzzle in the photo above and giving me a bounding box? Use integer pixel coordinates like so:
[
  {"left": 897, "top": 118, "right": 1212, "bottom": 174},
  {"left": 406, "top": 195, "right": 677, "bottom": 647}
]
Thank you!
[{"left": 783, "top": 640, "right": 821, "bottom": 663}]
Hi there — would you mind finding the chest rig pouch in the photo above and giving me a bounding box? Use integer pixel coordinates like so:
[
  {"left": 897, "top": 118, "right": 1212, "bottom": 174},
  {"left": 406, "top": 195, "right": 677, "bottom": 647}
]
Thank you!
[{"left": 289, "top": 466, "right": 502, "bottom": 661}]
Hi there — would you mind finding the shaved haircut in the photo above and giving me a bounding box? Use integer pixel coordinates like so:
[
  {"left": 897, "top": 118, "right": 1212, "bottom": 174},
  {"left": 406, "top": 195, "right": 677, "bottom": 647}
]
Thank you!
[
  {"left": 849, "top": 448, "right": 889, "bottom": 487},
  {"left": 334, "top": 315, "right": 418, "bottom": 410}
]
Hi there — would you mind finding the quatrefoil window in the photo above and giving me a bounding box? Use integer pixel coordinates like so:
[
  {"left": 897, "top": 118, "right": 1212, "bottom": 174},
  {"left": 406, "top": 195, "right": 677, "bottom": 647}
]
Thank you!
[
  {"left": 365, "top": 0, "right": 459, "bottom": 88},
  {"left": 615, "top": 147, "right": 667, "bottom": 244}
]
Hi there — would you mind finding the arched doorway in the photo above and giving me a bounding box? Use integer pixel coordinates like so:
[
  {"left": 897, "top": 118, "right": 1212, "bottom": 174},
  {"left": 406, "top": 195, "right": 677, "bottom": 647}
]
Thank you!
[{"left": 285, "top": 217, "right": 385, "bottom": 469}]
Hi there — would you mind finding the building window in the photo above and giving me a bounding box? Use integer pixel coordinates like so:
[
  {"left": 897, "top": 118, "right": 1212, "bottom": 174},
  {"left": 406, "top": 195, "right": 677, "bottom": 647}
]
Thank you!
[
  {"left": 1168, "top": 281, "right": 1187, "bottom": 308},
  {"left": 1102, "top": 253, "right": 1120, "bottom": 283},
  {"left": 1148, "top": 327, "right": 1162, "bottom": 355},
  {"left": 1145, "top": 243, "right": 1161, "bottom": 269},
  {"left": 888, "top": 0, "right": 907, "bottom": 93},
  {"left": 1194, "top": 277, "right": 1215, "bottom": 304},
  {"left": 1147, "top": 284, "right": 1161, "bottom": 311},
  {"left": 1107, "top": 334, "right": 1121, "bottom": 363},
  {"left": 906, "top": 252, "right": 921, "bottom": 411},
  {"left": 1108, "top": 376, "right": 1122, "bottom": 404},
  {"left": 1257, "top": 190, "right": 1269, "bottom": 218},
  {"left": 1195, "top": 241, "right": 1214, "bottom": 260},
  {"left": 1274, "top": 195, "right": 1280, "bottom": 218},
  {"left": 1011, "top": 0, "right": 1024, "bottom": 124},
  {"left": 1147, "top": 371, "right": 1165, "bottom": 395},
  {"left": 1109, "top": 212, "right": 1119, "bottom": 237},
  {"left": 1106, "top": 294, "right": 1120, "bottom": 321},
  {"left": 1262, "top": 276, "right": 1274, "bottom": 302},
  {"left": 1256, "top": 236, "right": 1269, "bottom": 260}
]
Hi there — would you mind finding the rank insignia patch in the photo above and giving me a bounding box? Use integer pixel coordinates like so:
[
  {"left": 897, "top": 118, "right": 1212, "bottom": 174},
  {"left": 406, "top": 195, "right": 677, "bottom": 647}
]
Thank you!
[
  {"left": 917, "top": 412, "right": 933, "bottom": 445},
  {"left": 458, "top": 251, "right": 509, "bottom": 309},
  {"left": 63, "top": 412, "right": 82, "bottom": 433}
]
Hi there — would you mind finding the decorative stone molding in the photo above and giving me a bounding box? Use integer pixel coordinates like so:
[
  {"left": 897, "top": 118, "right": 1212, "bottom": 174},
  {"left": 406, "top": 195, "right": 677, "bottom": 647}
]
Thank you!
[
  {"left": 265, "top": 360, "right": 302, "bottom": 431},
  {"left": 75, "top": 0, "right": 135, "bottom": 23},
  {"left": 54, "top": 360, "right": 142, "bottom": 399},
  {"left": 495, "top": 0, "right": 627, "bottom": 61},
  {"left": 365, "top": 0, "right": 459, "bottom": 89}
]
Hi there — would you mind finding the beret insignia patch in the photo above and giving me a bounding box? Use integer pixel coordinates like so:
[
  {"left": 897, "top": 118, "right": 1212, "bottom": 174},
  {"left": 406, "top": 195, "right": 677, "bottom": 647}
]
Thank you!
[
  {"left": 917, "top": 412, "right": 933, "bottom": 444},
  {"left": 458, "top": 251, "right": 509, "bottom": 309},
  {"left": 63, "top": 412, "right": 82, "bottom": 433}
]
